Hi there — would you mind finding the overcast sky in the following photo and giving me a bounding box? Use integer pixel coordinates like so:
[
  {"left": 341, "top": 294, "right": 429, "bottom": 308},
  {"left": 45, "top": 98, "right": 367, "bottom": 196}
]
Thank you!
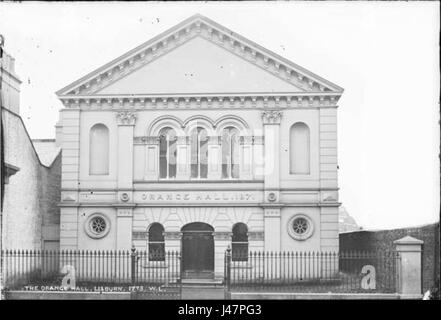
[{"left": 0, "top": 1, "right": 439, "bottom": 230}]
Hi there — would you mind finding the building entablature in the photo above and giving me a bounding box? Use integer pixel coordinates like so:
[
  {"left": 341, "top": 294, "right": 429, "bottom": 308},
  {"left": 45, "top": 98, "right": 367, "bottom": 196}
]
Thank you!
[{"left": 58, "top": 92, "right": 341, "bottom": 110}]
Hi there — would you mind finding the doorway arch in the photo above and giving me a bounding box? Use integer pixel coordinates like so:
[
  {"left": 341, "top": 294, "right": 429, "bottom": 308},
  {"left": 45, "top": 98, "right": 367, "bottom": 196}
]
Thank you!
[{"left": 181, "top": 222, "right": 214, "bottom": 279}]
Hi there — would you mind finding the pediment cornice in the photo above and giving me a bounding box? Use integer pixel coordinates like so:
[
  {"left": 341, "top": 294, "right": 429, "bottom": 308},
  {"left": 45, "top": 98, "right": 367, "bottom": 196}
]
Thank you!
[{"left": 56, "top": 14, "right": 343, "bottom": 97}]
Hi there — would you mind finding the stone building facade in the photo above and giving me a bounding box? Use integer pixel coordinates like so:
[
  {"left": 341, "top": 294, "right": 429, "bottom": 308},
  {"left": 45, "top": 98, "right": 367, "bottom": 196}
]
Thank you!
[{"left": 56, "top": 14, "right": 343, "bottom": 279}]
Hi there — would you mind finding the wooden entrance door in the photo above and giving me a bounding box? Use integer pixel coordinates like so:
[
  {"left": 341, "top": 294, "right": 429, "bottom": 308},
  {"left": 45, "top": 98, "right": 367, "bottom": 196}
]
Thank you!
[{"left": 181, "top": 223, "right": 214, "bottom": 279}]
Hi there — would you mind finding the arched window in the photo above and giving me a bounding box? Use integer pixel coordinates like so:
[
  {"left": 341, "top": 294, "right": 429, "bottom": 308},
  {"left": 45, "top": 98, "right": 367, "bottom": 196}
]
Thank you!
[
  {"left": 232, "top": 223, "right": 248, "bottom": 261},
  {"left": 190, "top": 127, "right": 208, "bottom": 179},
  {"left": 290, "top": 122, "right": 310, "bottom": 174},
  {"left": 222, "top": 126, "right": 240, "bottom": 179},
  {"left": 148, "top": 223, "right": 165, "bottom": 261},
  {"left": 89, "top": 124, "right": 109, "bottom": 175},
  {"left": 159, "top": 127, "right": 177, "bottom": 179}
]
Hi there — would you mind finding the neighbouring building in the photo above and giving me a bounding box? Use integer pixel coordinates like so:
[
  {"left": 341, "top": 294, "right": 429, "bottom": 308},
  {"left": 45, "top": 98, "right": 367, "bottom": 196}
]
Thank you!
[
  {"left": 338, "top": 206, "right": 360, "bottom": 233},
  {"left": 55, "top": 14, "right": 343, "bottom": 279},
  {"left": 1, "top": 49, "right": 61, "bottom": 250}
]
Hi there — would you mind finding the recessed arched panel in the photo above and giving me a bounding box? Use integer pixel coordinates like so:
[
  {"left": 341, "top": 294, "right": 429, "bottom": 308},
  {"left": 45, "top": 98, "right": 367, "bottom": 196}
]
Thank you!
[
  {"left": 290, "top": 122, "right": 310, "bottom": 174},
  {"left": 89, "top": 123, "right": 109, "bottom": 175}
]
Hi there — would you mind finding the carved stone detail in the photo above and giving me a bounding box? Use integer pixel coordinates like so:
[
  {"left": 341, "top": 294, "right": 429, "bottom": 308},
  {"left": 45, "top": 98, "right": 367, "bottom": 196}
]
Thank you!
[
  {"left": 116, "top": 111, "right": 137, "bottom": 126},
  {"left": 261, "top": 110, "right": 283, "bottom": 124},
  {"left": 133, "top": 231, "right": 148, "bottom": 240},
  {"left": 208, "top": 136, "right": 221, "bottom": 145},
  {"left": 248, "top": 231, "right": 265, "bottom": 241},
  {"left": 240, "top": 136, "right": 253, "bottom": 145},
  {"left": 164, "top": 232, "right": 182, "bottom": 240},
  {"left": 213, "top": 232, "right": 232, "bottom": 241},
  {"left": 253, "top": 136, "right": 264, "bottom": 145}
]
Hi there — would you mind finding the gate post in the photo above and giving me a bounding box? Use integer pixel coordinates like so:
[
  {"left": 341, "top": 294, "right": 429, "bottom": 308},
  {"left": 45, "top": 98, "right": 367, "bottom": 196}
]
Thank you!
[
  {"left": 394, "top": 236, "right": 424, "bottom": 297},
  {"left": 131, "top": 246, "right": 137, "bottom": 285},
  {"left": 224, "top": 246, "right": 232, "bottom": 299}
]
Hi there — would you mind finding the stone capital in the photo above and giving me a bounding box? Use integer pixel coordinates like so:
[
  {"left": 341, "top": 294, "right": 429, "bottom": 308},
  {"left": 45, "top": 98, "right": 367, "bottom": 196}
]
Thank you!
[
  {"left": 116, "top": 111, "right": 137, "bottom": 126},
  {"left": 261, "top": 110, "right": 283, "bottom": 125},
  {"left": 208, "top": 136, "right": 221, "bottom": 145}
]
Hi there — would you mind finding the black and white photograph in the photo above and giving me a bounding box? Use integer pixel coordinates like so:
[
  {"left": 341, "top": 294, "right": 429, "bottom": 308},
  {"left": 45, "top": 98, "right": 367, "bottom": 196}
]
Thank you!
[{"left": 0, "top": 1, "right": 439, "bottom": 304}]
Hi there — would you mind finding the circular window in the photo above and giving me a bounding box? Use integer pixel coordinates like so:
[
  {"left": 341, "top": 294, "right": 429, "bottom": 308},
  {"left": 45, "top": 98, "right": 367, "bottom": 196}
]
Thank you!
[
  {"left": 85, "top": 213, "right": 110, "bottom": 239},
  {"left": 287, "top": 214, "right": 314, "bottom": 241}
]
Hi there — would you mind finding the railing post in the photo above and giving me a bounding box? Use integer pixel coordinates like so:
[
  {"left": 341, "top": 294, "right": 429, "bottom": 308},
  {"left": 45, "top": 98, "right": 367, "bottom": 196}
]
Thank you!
[
  {"left": 394, "top": 236, "right": 424, "bottom": 297},
  {"left": 225, "top": 246, "right": 232, "bottom": 298},
  {"left": 131, "top": 246, "right": 137, "bottom": 285}
]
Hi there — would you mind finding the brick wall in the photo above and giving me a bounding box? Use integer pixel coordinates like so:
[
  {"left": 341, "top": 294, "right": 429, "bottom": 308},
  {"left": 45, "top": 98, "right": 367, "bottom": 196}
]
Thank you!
[{"left": 340, "top": 222, "right": 440, "bottom": 293}]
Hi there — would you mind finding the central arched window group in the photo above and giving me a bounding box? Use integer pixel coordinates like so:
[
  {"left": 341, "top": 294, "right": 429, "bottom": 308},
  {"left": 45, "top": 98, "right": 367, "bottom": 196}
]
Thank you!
[{"left": 158, "top": 125, "right": 241, "bottom": 180}]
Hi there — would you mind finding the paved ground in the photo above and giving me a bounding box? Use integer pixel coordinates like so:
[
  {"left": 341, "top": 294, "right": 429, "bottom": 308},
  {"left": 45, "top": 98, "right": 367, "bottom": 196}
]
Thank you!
[{"left": 181, "top": 287, "right": 226, "bottom": 300}]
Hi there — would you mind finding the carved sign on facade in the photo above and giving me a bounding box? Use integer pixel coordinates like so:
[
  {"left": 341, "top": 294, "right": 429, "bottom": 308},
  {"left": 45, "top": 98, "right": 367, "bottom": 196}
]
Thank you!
[{"left": 134, "top": 191, "right": 261, "bottom": 203}]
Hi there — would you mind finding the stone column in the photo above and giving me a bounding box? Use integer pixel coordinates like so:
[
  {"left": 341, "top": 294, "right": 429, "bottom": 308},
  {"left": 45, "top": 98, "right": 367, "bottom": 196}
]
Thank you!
[
  {"left": 240, "top": 136, "right": 253, "bottom": 180},
  {"left": 115, "top": 111, "right": 136, "bottom": 250},
  {"left": 261, "top": 110, "right": 283, "bottom": 251},
  {"left": 208, "top": 136, "right": 221, "bottom": 179},
  {"left": 394, "top": 235, "right": 424, "bottom": 296},
  {"left": 144, "top": 136, "right": 159, "bottom": 180},
  {"left": 214, "top": 232, "right": 232, "bottom": 279},
  {"left": 176, "top": 136, "right": 190, "bottom": 180}
]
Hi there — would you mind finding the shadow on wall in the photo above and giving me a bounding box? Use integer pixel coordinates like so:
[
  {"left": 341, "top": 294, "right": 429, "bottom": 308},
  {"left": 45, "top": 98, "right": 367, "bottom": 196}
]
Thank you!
[{"left": 339, "top": 222, "right": 440, "bottom": 294}]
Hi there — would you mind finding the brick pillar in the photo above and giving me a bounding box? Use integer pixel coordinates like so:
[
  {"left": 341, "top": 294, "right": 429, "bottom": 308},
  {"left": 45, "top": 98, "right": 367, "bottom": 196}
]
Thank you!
[{"left": 394, "top": 235, "right": 424, "bottom": 296}]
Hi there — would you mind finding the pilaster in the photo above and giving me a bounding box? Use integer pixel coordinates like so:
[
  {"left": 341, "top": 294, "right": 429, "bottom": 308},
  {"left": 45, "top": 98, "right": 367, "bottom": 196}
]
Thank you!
[
  {"left": 116, "top": 111, "right": 136, "bottom": 188},
  {"left": 261, "top": 110, "right": 283, "bottom": 252}
]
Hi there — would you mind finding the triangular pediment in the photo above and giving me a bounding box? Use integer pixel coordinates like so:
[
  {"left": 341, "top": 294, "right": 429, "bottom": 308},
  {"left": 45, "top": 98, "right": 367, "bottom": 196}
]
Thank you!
[
  {"left": 57, "top": 14, "right": 343, "bottom": 97},
  {"left": 97, "top": 36, "right": 304, "bottom": 95}
]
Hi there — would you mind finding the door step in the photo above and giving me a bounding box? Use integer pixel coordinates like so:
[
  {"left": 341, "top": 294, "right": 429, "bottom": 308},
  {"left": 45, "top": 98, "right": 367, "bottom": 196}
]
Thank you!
[{"left": 181, "top": 278, "right": 224, "bottom": 287}]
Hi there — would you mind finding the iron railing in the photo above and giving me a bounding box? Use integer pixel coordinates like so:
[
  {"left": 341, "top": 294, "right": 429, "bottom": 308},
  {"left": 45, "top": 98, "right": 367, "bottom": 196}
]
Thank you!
[
  {"left": 225, "top": 249, "right": 401, "bottom": 293},
  {"left": 1, "top": 249, "right": 181, "bottom": 294}
]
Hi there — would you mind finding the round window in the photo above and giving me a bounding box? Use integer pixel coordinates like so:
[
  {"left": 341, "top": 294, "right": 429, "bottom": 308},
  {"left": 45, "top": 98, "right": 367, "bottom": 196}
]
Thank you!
[
  {"left": 85, "top": 213, "right": 110, "bottom": 239},
  {"left": 287, "top": 214, "right": 314, "bottom": 241}
]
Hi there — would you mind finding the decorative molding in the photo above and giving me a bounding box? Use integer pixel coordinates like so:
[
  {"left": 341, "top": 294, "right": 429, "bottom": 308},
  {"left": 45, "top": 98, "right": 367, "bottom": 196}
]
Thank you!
[
  {"left": 164, "top": 231, "right": 182, "bottom": 240},
  {"left": 239, "top": 136, "right": 253, "bottom": 145},
  {"left": 208, "top": 135, "right": 221, "bottom": 145},
  {"left": 248, "top": 231, "right": 264, "bottom": 241},
  {"left": 177, "top": 136, "right": 190, "bottom": 145},
  {"left": 116, "top": 111, "right": 137, "bottom": 126},
  {"left": 134, "top": 136, "right": 159, "bottom": 145},
  {"left": 264, "top": 208, "right": 281, "bottom": 217},
  {"left": 59, "top": 93, "right": 340, "bottom": 110},
  {"left": 261, "top": 110, "right": 283, "bottom": 124},
  {"left": 253, "top": 136, "right": 264, "bottom": 145},
  {"left": 117, "top": 208, "right": 133, "bottom": 217},
  {"left": 214, "top": 232, "right": 232, "bottom": 241},
  {"left": 56, "top": 15, "right": 343, "bottom": 98},
  {"left": 133, "top": 231, "right": 148, "bottom": 240}
]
